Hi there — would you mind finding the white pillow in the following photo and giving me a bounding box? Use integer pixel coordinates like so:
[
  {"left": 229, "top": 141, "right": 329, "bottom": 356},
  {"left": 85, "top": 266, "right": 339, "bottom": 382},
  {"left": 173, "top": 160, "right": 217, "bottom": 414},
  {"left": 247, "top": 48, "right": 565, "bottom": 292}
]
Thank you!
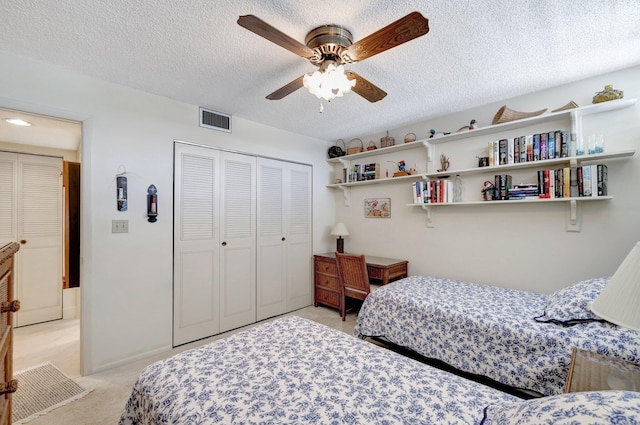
[
  {"left": 534, "top": 277, "right": 609, "bottom": 325},
  {"left": 481, "top": 391, "right": 640, "bottom": 424}
]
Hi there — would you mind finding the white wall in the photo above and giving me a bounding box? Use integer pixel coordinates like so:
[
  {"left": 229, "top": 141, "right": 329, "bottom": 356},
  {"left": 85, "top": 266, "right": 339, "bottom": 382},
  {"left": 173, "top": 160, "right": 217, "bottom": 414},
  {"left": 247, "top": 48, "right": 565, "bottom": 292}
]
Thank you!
[
  {"left": 0, "top": 51, "right": 336, "bottom": 374},
  {"left": 336, "top": 65, "right": 640, "bottom": 294}
]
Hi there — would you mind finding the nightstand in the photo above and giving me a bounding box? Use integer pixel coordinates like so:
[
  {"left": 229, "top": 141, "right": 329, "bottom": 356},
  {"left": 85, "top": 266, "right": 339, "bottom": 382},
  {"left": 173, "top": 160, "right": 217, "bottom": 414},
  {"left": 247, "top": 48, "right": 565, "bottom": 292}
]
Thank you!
[{"left": 565, "top": 348, "right": 640, "bottom": 393}]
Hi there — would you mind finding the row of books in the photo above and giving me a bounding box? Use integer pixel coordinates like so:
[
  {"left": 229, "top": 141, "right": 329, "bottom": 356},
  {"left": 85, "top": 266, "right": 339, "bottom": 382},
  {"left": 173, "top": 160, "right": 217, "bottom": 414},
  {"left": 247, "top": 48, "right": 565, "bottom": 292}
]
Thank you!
[
  {"left": 347, "top": 163, "right": 381, "bottom": 182},
  {"left": 488, "top": 130, "right": 570, "bottom": 166},
  {"left": 494, "top": 164, "right": 608, "bottom": 200},
  {"left": 412, "top": 180, "right": 455, "bottom": 204}
]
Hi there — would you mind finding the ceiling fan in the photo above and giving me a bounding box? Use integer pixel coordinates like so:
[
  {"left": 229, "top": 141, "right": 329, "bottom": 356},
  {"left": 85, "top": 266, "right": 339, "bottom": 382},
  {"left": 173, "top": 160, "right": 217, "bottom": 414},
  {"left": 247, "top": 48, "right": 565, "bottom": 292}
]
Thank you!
[{"left": 237, "top": 12, "right": 429, "bottom": 103}]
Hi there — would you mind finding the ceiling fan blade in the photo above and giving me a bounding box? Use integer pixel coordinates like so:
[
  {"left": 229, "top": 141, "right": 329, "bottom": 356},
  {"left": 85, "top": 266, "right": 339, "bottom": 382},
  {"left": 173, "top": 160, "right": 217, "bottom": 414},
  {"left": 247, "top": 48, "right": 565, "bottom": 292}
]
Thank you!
[
  {"left": 344, "top": 11, "right": 429, "bottom": 63},
  {"left": 238, "top": 15, "right": 316, "bottom": 60},
  {"left": 266, "top": 76, "right": 305, "bottom": 100},
  {"left": 345, "top": 71, "right": 387, "bottom": 103}
]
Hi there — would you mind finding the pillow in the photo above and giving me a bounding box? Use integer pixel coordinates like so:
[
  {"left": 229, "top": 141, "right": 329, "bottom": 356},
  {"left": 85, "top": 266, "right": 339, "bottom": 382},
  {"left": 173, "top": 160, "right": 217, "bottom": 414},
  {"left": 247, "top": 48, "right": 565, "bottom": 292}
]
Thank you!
[
  {"left": 534, "top": 277, "right": 609, "bottom": 325},
  {"left": 480, "top": 391, "right": 640, "bottom": 425}
]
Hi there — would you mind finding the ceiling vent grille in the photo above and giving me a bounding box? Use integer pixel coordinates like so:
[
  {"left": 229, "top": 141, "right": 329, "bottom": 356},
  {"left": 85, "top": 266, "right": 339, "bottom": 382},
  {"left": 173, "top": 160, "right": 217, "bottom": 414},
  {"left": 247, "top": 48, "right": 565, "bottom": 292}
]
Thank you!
[{"left": 199, "top": 107, "right": 231, "bottom": 133}]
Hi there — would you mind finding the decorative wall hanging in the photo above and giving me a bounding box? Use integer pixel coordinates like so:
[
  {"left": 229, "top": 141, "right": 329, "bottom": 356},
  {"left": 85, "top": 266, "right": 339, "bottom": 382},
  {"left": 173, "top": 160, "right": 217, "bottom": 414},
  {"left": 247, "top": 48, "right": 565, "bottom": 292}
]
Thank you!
[{"left": 364, "top": 198, "right": 391, "bottom": 218}]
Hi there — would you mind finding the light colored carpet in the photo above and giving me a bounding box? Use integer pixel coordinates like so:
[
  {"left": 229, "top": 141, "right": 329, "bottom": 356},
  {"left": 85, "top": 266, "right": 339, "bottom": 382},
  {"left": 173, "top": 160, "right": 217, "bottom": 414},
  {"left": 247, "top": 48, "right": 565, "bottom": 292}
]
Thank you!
[{"left": 12, "top": 362, "right": 92, "bottom": 424}]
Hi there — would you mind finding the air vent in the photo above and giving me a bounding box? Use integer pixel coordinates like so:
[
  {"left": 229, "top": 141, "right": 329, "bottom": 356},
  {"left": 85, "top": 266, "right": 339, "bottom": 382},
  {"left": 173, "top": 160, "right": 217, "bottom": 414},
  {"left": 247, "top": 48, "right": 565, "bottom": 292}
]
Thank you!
[{"left": 199, "top": 107, "right": 231, "bottom": 133}]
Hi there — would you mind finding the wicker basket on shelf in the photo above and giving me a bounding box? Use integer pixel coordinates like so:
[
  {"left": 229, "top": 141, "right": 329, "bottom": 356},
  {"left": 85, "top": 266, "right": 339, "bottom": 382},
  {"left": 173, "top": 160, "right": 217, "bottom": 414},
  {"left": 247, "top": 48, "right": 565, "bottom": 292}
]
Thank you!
[
  {"left": 404, "top": 133, "right": 417, "bottom": 143},
  {"left": 492, "top": 105, "right": 547, "bottom": 125},
  {"left": 551, "top": 101, "right": 579, "bottom": 113},
  {"left": 347, "top": 138, "right": 364, "bottom": 155}
]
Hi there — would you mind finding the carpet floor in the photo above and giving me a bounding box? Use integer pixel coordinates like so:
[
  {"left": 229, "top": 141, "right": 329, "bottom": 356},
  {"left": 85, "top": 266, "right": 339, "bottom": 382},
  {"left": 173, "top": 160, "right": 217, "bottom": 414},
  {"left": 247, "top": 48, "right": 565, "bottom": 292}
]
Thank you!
[{"left": 12, "top": 363, "right": 92, "bottom": 424}]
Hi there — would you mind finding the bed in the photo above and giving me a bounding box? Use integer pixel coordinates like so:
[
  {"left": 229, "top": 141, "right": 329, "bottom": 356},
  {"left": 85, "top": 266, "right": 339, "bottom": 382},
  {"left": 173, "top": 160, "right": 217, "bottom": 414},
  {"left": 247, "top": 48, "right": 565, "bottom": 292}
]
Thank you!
[
  {"left": 353, "top": 275, "right": 640, "bottom": 397},
  {"left": 119, "top": 315, "right": 520, "bottom": 424},
  {"left": 119, "top": 315, "right": 640, "bottom": 425}
]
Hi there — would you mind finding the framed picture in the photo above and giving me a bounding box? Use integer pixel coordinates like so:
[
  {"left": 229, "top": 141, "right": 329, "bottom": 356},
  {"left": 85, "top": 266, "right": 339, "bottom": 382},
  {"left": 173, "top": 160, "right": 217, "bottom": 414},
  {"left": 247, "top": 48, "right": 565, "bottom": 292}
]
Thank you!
[{"left": 364, "top": 198, "right": 391, "bottom": 218}]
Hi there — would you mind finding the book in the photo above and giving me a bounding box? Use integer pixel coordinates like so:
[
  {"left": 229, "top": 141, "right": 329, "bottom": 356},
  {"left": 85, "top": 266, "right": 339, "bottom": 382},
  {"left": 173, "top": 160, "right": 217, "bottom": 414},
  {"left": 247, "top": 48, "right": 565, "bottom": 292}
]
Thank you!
[
  {"left": 507, "top": 138, "right": 515, "bottom": 164},
  {"left": 582, "top": 165, "right": 592, "bottom": 196},
  {"left": 519, "top": 136, "right": 527, "bottom": 163},
  {"left": 540, "top": 132, "right": 548, "bottom": 160},
  {"left": 597, "top": 164, "right": 608, "bottom": 196},
  {"left": 563, "top": 167, "right": 571, "bottom": 198},
  {"left": 533, "top": 134, "right": 541, "bottom": 161},
  {"left": 547, "top": 132, "right": 555, "bottom": 159},
  {"left": 570, "top": 167, "right": 579, "bottom": 197},
  {"left": 513, "top": 137, "right": 520, "bottom": 163},
  {"left": 590, "top": 164, "right": 598, "bottom": 197},
  {"left": 499, "top": 139, "right": 508, "bottom": 165},
  {"left": 494, "top": 174, "right": 512, "bottom": 200},
  {"left": 488, "top": 141, "right": 495, "bottom": 166},
  {"left": 412, "top": 181, "right": 422, "bottom": 204},
  {"left": 526, "top": 135, "right": 534, "bottom": 162},
  {"left": 577, "top": 166, "right": 584, "bottom": 197}
]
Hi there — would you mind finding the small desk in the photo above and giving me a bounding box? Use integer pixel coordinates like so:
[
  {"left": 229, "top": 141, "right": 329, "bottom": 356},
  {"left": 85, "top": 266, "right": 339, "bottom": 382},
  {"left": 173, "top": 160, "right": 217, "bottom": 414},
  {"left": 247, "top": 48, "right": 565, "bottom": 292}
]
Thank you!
[
  {"left": 565, "top": 348, "right": 640, "bottom": 393},
  {"left": 313, "top": 252, "right": 408, "bottom": 312}
]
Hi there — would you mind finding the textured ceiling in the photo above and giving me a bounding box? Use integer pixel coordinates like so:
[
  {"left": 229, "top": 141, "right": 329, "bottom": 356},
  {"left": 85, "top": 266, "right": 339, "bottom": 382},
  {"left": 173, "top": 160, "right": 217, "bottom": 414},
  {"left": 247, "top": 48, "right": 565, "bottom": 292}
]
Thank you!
[{"left": 1, "top": 0, "right": 640, "bottom": 150}]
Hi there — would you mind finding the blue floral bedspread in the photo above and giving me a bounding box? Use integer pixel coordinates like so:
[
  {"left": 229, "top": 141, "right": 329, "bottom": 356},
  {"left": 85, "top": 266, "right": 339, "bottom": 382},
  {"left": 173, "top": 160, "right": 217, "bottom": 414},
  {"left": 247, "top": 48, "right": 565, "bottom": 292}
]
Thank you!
[
  {"left": 353, "top": 276, "right": 640, "bottom": 396},
  {"left": 119, "top": 316, "right": 517, "bottom": 425}
]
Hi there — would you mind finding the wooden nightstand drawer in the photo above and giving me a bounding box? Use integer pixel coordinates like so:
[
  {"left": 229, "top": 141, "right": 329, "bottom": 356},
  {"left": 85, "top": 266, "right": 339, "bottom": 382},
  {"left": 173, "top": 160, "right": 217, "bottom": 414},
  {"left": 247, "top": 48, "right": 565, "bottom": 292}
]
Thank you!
[
  {"left": 314, "top": 259, "right": 337, "bottom": 276},
  {"left": 315, "top": 274, "right": 340, "bottom": 291},
  {"left": 315, "top": 288, "right": 340, "bottom": 309}
]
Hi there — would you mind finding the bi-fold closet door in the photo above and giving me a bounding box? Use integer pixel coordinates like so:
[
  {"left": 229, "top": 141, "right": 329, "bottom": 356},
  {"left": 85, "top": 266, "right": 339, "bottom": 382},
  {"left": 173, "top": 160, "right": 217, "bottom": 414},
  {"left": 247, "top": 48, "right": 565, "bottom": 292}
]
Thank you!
[{"left": 173, "top": 142, "right": 311, "bottom": 346}]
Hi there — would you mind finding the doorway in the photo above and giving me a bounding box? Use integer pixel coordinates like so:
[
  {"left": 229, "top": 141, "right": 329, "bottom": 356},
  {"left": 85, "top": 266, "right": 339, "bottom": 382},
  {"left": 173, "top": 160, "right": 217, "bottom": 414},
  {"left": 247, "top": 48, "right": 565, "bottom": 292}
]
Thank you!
[{"left": 0, "top": 107, "right": 82, "bottom": 377}]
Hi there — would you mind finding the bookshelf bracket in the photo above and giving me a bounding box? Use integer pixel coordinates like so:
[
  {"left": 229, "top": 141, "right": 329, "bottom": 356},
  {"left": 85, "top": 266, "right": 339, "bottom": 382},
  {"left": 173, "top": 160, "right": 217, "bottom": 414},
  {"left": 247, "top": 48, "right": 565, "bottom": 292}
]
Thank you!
[
  {"left": 566, "top": 199, "right": 581, "bottom": 232},
  {"left": 420, "top": 204, "right": 435, "bottom": 227},
  {"left": 339, "top": 185, "right": 351, "bottom": 206}
]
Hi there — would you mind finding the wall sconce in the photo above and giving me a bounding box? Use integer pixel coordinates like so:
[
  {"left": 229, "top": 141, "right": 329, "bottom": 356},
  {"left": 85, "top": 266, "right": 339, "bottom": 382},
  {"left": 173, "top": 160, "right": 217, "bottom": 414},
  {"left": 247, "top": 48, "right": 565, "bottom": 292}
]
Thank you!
[
  {"left": 330, "top": 222, "right": 349, "bottom": 253},
  {"left": 117, "top": 175, "right": 128, "bottom": 211},
  {"left": 147, "top": 184, "right": 158, "bottom": 223}
]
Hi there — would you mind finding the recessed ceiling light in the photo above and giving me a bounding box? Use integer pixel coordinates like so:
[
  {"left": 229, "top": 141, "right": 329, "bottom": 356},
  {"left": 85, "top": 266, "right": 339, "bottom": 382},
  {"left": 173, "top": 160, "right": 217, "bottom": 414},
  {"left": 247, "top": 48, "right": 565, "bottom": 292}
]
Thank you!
[{"left": 5, "top": 118, "right": 32, "bottom": 127}]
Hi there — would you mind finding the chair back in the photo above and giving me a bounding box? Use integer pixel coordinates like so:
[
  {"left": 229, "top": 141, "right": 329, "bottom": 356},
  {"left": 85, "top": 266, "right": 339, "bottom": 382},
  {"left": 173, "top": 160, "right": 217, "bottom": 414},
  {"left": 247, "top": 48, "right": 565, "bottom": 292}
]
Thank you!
[{"left": 335, "top": 252, "right": 371, "bottom": 300}]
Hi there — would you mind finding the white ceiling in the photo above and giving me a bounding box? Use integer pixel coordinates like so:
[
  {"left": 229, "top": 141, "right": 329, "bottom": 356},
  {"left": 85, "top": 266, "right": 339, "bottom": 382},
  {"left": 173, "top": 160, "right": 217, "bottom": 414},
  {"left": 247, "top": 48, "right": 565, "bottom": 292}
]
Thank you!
[{"left": 1, "top": 0, "right": 639, "bottom": 150}]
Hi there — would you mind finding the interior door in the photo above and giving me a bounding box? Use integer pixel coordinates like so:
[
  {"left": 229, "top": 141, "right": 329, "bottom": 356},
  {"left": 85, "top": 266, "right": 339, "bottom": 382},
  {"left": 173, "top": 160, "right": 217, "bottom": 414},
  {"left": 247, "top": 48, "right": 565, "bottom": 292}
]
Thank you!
[
  {"left": 173, "top": 143, "right": 220, "bottom": 346},
  {"left": 219, "top": 152, "right": 256, "bottom": 332},
  {"left": 256, "top": 159, "right": 312, "bottom": 320},
  {"left": 0, "top": 152, "right": 63, "bottom": 327},
  {"left": 284, "top": 162, "right": 312, "bottom": 310}
]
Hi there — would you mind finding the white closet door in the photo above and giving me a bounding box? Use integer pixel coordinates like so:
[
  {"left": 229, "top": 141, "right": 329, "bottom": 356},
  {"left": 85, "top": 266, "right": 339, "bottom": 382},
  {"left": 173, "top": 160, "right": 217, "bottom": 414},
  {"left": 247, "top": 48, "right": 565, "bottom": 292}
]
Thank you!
[
  {"left": 16, "top": 154, "right": 63, "bottom": 326},
  {"left": 256, "top": 158, "right": 287, "bottom": 320},
  {"left": 284, "top": 162, "right": 312, "bottom": 311},
  {"left": 173, "top": 143, "right": 220, "bottom": 346},
  {"left": 256, "top": 159, "right": 312, "bottom": 320},
  {"left": 219, "top": 152, "right": 256, "bottom": 332}
]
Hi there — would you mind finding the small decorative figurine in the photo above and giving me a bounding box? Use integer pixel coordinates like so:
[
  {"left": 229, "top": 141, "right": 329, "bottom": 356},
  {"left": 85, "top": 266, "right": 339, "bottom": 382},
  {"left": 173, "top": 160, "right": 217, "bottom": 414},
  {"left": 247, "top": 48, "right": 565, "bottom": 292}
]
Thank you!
[
  {"left": 457, "top": 119, "right": 478, "bottom": 132},
  {"left": 429, "top": 129, "right": 451, "bottom": 138},
  {"left": 481, "top": 181, "right": 495, "bottom": 201},
  {"left": 388, "top": 160, "right": 411, "bottom": 177},
  {"left": 437, "top": 154, "right": 450, "bottom": 172},
  {"left": 592, "top": 84, "right": 623, "bottom": 104}
]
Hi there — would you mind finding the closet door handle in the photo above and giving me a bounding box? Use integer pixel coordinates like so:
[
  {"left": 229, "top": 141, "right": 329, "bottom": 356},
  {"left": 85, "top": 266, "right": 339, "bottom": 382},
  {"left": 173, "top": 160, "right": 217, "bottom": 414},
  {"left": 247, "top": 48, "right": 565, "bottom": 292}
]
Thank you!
[
  {"left": 20, "top": 240, "right": 27, "bottom": 244},
  {"left": 221, "top": 241, "right": 227, "bottom": 246},
  {"left": 281, "top": 237, "right": 285, "bottom": 241}
]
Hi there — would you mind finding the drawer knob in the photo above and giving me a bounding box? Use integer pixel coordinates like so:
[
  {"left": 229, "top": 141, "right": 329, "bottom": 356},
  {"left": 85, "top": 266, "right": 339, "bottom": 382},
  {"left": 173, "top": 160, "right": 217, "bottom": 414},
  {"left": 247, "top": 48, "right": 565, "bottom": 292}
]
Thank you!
[
  {"left": 0, "top": 380, "right": 17, "bottom": 395},
  {"left": 1, "top": 300, "right": 20, "bottom": 313}
]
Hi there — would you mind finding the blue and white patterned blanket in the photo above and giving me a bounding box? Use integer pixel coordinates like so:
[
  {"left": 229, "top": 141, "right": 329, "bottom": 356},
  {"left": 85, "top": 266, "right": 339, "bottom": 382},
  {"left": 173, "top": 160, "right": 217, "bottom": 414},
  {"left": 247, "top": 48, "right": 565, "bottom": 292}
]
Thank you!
[
  {"left": 353, "top": 275, "right": 640, "bottom": 396},
  {"left": 119, "top": 316, "right": 518, "bottom": 425}
]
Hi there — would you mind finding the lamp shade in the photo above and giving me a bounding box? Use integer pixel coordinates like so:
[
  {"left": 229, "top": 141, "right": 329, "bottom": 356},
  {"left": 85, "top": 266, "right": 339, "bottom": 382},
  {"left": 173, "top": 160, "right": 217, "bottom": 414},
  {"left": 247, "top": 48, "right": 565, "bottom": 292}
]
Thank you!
[
  {"left": 590, "top": 242, "right": 640, "bottom": 331},
  {"left": 330, "top": 222, "right": 349, "bottom": 237}
]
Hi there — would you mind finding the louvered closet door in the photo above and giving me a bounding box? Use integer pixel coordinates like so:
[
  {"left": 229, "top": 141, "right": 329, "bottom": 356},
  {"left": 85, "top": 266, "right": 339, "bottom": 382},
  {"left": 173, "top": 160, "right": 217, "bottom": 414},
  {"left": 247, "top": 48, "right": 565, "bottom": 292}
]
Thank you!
[
  {"left": 219, "top": 152, "right": 256, "bottom": 332},
  {"left": 256, "top": 158, "right": 312, "bottom": 320},
  {"left": 0, "top": 153, "right": 63, "bottom": 327},
  {"left": 173, "top": 143, "right": 220, "bottom": 346}
]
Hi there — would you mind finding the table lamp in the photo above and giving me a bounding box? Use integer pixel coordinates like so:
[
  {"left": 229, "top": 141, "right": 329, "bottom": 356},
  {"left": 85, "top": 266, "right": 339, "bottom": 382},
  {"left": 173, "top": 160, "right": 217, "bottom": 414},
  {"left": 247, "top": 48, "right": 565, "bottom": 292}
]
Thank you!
[
  {"left": 330, "top": 222, "right": 349, "bottom": 253},
  {"left": 590, "top": 241, "right": 640, "bottom": 331}
]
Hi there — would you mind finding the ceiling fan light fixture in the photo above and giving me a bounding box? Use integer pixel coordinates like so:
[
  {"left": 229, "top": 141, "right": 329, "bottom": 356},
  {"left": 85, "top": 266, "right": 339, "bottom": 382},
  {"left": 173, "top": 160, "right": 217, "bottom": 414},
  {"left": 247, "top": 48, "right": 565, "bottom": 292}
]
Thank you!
[{"left": 302, "top": 63, "right": 356, "bottom": 102}]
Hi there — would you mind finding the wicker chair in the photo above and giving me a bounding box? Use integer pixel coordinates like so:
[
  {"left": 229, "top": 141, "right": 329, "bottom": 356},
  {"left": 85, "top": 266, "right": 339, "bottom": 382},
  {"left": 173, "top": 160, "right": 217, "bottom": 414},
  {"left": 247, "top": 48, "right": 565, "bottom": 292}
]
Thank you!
[{"left": 335, "top": 252, "right": 371, "bottom": 321}]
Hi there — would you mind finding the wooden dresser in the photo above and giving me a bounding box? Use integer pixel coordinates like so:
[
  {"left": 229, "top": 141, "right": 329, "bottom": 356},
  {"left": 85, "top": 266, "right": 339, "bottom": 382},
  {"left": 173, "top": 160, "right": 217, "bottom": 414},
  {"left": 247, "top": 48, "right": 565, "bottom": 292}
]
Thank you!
[
  {"left": 0, "top": 243, "right": 20, "bottom": 425},
  {"left": 314, "top": 253, "right": 408, "bottom": 312}
]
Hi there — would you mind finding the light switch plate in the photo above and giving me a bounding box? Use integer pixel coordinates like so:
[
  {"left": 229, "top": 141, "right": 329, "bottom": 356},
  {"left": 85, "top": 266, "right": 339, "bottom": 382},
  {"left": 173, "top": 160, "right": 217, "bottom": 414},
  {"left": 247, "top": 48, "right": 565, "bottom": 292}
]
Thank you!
[{"left": 112, "top": 220, "right": 129, "bottom": 233}]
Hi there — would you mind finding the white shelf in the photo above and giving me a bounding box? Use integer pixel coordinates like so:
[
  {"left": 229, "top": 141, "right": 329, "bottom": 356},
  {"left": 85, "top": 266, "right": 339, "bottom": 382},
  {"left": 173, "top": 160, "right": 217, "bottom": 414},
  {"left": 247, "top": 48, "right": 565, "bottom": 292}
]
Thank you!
[
  {"left": 427, "top": 149, "right": 636, "bottom": 178},
  {"left": 407, "top": 196, "right": 612, "bottom": 207},
  {"left": 327, "top": 173, "right": 427, "bottom": 188},
  {"left": 326, "top": 98, "right": 636, "bottom": 164}
]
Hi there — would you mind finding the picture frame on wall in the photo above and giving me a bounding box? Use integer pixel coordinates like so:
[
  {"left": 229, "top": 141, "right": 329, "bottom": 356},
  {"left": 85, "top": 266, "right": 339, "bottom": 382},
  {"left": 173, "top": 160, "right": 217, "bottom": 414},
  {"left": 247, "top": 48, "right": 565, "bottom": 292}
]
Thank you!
[{"left": 364, "top": 198, "right": 391, "bottom": 218}]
